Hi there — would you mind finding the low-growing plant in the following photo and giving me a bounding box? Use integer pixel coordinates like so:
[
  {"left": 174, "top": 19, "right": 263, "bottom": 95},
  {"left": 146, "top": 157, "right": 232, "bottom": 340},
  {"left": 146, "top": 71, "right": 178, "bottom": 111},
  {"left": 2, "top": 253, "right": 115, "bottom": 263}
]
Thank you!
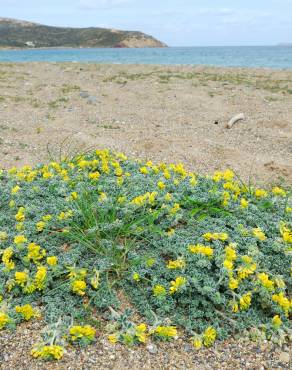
[{"left": 0, "top": 149, "right": 291, "bottom": 361}]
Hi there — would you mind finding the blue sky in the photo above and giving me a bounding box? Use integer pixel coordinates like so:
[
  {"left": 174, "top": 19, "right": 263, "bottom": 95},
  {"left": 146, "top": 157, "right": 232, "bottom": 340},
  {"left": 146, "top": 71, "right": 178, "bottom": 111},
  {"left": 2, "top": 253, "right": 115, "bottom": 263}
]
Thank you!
[{"left": 0, "top": 0, "right": 291, "bottom": 46}]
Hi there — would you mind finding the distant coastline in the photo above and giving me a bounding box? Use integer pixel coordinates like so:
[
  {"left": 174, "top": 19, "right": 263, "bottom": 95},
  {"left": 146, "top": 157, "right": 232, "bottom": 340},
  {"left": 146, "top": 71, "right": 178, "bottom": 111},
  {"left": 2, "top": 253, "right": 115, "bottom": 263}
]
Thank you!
[{"left": 0, "top": 17, "right": 167, "bottom": 49}]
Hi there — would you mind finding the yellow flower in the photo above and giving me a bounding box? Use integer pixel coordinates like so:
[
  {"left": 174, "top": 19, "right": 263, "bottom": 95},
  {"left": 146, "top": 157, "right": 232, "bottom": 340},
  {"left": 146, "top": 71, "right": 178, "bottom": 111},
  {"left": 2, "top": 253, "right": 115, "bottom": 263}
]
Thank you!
[
  {"left": 47, "top": 256, "right": 58, "bottom": 266},
  {"left": 280, "top": 223, "right": 292, "bottom": 244},
  {"left": 213, "top": 171, "right": 223, "bottom": 182},
  {"left": 157, "top": 181, "right": 166, "bottom": 190},
  {"left": 42, "top": 214, "right": 52, "bottom": 222},
  {"left": 108, "top": 334, "right": 118, "bottom": 344},
  {"left": 135, "top": 323, "right": 147, "bottom": 343},
  {"left": 272, "top": 292, "right": 291, "bottom": 316},
  {"left": 115, "top": 167, "right": 123, "bottom": 177},
  {"left": 36, "top": 221, "right": 46, "bottom": 232},
  {"left": 146, "top": 258, "right": 156, "bottom": 267},
  {"left": 140, "top": 166, "right": 148, "bottom": 175},
  {"left": 223, "top": 169, "right": 235, "bottom": 181},
  {"left": 15, "top": 207, "right": 25, "bottom": 222},
  {"left": 188, "top": 244, "right": 214, "bottom": 258},
  {"left": 0, "top": 312, "right": 10, "bottom": 329},
  {"left": 72, "top": 280, "right": 86, "bottom": 296},
  {"left": 88, "top": 171, "right": 100, "bottom": 180},
  {"left": 132, "top": 272, "right": 140, "bottom": 282},
  {"left": 237, "top": 256, "right": 257, "bottom": 280},
  {"left": 230, "top": 301, "right": 239, "bottom": 313},
  {"left": 203, "top": 327, "right": 217, "bottom": 347},
  {"left": 203, "top": 232, "right": 228, "bottom": 241},
  {"left": 15, "top": 304, "right": 38, "bottom": 321},
  {"left": 272, "top": 187, "right": 286, "bottom": 197},
  {"left": 14, "top": 235, "right": 27, "bottom": 245},
  {"left": 155, "top": 326, "right": 177, "bottom": 339},
  {"left": 169, "top": 276, "right": 186, "bottom": 294},
  {"left": 229, "top": 277, "right": 239, "bottom": 290},
  {"left": 239, "top": 292, "right": 252, "bottom": 310},
  {"left": 153, "top": 284, "right": 166, "bottom": 297},
  {"left": 240, "top": 198, "right": 249, "bottom": 209},
  {"left": 192, "top": 337, "right": 202, "bottom": 349},
  {"left": 272, "top": 315, "right": 282, "bottom": 329},
  {"left": 189, "top": 175, "right": 197, "bottom": 187},
  {"left": 2, "top": 247, "right": 15, "bottom": 270},
  {"left": 15, "top": 271, "right": 28, "bottom": 286},
  {"left": 169, "top": 203, "right": 180, "bottom": 215},
  {"left": 255, "top": 189, "right": 268, "bottom": 198},
  {"left": 257, "top": 273, "right": 274, "bottom": 291},
  {"left": 167, "top": 259, "right": 185, "bottom": 269},
  {"left": 11, "top": 185, "right": 20, "bottom": 194},
  {"left": 223, "top": 182, "right": 240, "bottom": 195},
  {"left": 27, "top": 242, "right": 46, "bottom": 263},
  {"left": 163, "top": 170, "right": 171, "bottom": 180},
  {"left": 253, "top": 228, "right": 266, "bottom": 241},
  {"left": 69, "top": 325, "right": 96, "bottom": 342},
  {"left": 223, "top": 260, "right": 233, "bottom": 270},
  {"left": 164, "top": 193, "right": 172, "bottom": 202},
  {"left": 31, "top": 345, "right": 64, "bottom": 360},
  {"left": 42, "top": 171, "right": 54, "bottom": 179},
  {"left": 225, "top": 245, "right": 237, "bottom": 261},
  {"left": 57, "top": 210, "right": 73, "bottom": 220},
  {"left": 35, "top": 266, "right": 47, "bottom": 290}
]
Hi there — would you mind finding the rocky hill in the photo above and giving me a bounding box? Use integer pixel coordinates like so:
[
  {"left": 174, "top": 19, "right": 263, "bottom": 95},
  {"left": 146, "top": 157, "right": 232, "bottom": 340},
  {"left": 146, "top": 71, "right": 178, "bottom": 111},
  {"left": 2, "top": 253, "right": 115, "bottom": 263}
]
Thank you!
[{"left": 0, "top": 17, "right": 167, "bottom": 48}]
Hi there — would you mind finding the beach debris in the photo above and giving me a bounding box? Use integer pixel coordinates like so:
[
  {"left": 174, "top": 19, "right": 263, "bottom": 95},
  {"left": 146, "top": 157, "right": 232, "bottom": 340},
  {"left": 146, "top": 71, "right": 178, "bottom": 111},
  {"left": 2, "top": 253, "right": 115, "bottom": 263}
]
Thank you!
[{"left": 226, "top": 113, "right": 245, "bottom": 129}]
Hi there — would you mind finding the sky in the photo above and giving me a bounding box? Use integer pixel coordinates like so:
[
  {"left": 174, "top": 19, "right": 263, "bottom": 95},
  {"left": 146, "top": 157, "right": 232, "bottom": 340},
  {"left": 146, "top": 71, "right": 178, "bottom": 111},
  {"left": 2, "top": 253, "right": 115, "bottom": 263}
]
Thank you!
[{"left": 0, "top": 0, "right": 292, "bottom": 46}]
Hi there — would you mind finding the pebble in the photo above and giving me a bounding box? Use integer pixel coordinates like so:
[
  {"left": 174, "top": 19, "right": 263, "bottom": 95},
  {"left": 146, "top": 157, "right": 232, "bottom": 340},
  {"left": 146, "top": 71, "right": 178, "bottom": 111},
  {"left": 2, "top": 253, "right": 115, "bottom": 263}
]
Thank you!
[
  {"left": 79, "top": 91, "right": 90, "bottom": 98},
  {"left": 87, "top": 96, "right": 98, "bottom": 105},
  {"left": 147, "top": 344, "right": 158, "bottom": 354}
]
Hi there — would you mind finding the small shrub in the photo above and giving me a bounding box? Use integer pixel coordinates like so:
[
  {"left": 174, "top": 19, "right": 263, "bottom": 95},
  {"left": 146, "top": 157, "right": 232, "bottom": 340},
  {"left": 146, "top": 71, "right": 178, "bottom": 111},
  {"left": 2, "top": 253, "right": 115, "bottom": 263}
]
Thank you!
[{"left": 0, "top": 149, "right": 291, "bottom": 360}]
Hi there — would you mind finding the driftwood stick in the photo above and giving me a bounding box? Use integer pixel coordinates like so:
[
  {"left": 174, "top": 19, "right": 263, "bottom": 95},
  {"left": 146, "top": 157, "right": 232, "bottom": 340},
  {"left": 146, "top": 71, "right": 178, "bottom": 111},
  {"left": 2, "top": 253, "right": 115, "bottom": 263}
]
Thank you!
[{"left": 227, "top": 113, "right": 245, "bottom": 129}]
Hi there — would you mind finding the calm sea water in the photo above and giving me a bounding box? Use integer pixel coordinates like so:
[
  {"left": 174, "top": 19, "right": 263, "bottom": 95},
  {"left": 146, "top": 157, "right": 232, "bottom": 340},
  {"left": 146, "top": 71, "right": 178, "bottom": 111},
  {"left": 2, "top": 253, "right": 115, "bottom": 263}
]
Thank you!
[{"left": 0, "top": 46, "right": 291, "bottom": 69}]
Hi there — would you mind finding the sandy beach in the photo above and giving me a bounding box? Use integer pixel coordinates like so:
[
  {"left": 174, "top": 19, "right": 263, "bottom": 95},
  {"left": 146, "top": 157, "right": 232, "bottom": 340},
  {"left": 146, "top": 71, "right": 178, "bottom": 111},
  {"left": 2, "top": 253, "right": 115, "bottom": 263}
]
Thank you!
[{"left": 0, "top": 62, "right": 291, "bottom": 184}]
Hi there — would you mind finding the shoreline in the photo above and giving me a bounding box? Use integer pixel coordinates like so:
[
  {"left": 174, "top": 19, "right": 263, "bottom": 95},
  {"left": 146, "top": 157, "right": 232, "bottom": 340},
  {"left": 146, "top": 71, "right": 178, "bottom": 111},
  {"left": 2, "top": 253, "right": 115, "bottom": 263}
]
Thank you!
[{"left": 0, "top": 60, "right": 291, "bottom": 73}]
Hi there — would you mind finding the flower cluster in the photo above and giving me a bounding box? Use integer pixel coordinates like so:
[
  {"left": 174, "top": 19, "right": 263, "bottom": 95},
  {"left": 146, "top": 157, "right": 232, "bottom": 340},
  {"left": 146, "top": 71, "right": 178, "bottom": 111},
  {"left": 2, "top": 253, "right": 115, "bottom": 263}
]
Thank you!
[
  {"left": 31, "top": 345, "right": 64, "bottom": 361},
  {"left": 69, "top": 325, "right": 96, "bottom": 345}
]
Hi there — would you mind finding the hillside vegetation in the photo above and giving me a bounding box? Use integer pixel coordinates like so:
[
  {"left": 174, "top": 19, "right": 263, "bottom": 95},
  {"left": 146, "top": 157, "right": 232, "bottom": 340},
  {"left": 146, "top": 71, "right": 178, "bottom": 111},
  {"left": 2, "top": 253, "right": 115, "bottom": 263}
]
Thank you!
[{"left": 0, "top": 17, "right": 166, "bottom": 48}]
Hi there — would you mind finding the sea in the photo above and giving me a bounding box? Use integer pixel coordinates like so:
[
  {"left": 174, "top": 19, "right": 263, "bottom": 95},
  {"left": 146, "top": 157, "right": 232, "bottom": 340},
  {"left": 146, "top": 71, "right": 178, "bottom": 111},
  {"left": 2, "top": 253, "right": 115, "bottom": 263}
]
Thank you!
[{"left": 0, "top": 46, "right": 291, "bottom": 69}]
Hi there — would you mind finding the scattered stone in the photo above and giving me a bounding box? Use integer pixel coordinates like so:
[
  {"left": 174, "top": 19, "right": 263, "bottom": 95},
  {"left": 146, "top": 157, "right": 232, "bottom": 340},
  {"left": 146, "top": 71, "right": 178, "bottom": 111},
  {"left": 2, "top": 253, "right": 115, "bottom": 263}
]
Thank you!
[
  {"left": 87, "top": 96, "right": 98, "bottom": 105},
  {"left": 147, "top": 344, "right": 158, "bottom": 354},
  {"left": 79, "top": 91, "right": 90, "bottom": 98}
]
